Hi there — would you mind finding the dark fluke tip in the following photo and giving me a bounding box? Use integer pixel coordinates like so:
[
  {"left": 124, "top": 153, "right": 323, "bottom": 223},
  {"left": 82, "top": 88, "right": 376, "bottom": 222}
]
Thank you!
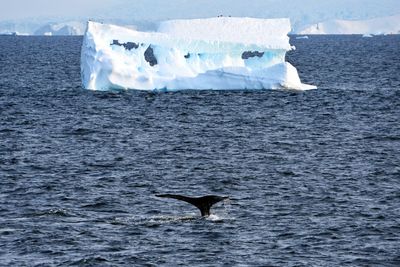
[{"left": 156, "top": 194, "right": 229, "bottom": 217}]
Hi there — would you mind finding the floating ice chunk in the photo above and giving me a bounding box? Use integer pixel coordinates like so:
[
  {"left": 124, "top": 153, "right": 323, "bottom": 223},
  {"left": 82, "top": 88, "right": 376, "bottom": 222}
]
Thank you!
[
  {"left": 362, "top": 34, "right": 373, "bottom": 38},
  {"left": 81, "top": 18, "right": 316, "bottom": 91}
]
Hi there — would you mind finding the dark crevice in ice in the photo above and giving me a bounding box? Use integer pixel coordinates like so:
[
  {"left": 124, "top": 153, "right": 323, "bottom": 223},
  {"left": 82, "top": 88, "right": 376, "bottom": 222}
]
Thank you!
[
  {"left": 184, "top": 53, "right": 190, "bottom": 59},
  {"left": 241, "top": 51, "right": 265, "bottom": 59},
  {"left": 111, "top": 40, "right": 139, "bottom": 50},
  {"left": 144, "top": 45, "right": 158, "bottom": 66}
]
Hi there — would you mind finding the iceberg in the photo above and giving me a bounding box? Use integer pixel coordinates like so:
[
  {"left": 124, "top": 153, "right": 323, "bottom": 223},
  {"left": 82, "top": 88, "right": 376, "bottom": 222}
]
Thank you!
[
  {"left": 362, "top": 34, "right": 373, "bottom": 38},
  {"left": 34, "top": 21, "right": 86, "bottom": 36},
  {"left": 81, "top": 18, "right": 315, "bottom": 91}
]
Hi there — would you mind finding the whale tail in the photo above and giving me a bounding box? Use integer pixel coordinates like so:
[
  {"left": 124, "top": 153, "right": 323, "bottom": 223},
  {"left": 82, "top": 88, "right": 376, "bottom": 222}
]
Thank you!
[{"left": 156, "top": 194, "right": 229, "bottom": 217}]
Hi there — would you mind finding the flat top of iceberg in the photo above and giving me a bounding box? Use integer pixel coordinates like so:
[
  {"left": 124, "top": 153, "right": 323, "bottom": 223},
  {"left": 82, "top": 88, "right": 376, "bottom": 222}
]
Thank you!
[
  {"left": 158, "top": 17, "right": 291, "bottom": 49},
  {"left": 87, "top": 18, "right": 292, "bottom": 53}
]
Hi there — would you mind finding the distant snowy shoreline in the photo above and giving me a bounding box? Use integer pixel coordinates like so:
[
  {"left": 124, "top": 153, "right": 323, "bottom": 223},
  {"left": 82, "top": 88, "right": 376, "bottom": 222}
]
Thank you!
[
  {"left": 297, "top": 14, "right": 400, "bottom": 35},
  {"left": 1, "top": 14, "right": 399, "bottom": 36}
]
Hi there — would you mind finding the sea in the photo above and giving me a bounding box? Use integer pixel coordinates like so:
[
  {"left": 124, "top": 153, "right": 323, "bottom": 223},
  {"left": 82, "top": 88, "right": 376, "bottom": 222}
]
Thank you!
[{"left": 0, "top": 35, "right": 399, "bottom": 266}]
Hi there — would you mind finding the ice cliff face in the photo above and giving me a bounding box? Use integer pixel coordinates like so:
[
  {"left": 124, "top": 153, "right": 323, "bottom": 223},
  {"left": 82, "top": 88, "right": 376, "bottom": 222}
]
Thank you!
[{"left": 81, "top": 18, "right": 316, "bottom": 91}]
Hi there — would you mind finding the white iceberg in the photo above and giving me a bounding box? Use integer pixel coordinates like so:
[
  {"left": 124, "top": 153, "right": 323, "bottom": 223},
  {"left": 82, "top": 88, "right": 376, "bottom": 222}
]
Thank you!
[
  {"left": 81, "top": 18, "right": 316, "bottom": 91},
  {"left": 362, "top": 34, "right": 373, "bottom": 38},
  {"left": 35, "top": 21, "right": 86, "bottom": 36}
]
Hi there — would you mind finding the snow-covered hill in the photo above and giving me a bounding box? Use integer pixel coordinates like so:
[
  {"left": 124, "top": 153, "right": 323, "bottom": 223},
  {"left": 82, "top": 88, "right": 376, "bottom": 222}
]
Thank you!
[{"left": 297, "top": 14, "right": 400, "bottom": 35}]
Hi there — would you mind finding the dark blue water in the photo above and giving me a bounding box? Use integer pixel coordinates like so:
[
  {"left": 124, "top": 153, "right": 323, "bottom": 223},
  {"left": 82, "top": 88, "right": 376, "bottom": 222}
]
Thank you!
[{"left": 1, "top": 35, "right": 400, "bottom": 266}]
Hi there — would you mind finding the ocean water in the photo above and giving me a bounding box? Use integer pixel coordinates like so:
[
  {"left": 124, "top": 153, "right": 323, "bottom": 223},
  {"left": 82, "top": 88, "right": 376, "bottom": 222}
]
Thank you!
[{"left": 0, "top": 35, "right": 400, "bottom": 266}]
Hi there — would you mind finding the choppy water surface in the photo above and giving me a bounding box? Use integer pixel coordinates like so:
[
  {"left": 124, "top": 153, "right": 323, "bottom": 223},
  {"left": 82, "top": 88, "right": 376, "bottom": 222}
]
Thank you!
[{"left": 0, "top": 35, "right": 400, "bottom": 266}]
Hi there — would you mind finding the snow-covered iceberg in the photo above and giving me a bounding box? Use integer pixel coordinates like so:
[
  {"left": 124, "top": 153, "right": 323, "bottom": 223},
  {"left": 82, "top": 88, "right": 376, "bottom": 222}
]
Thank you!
[
  {"left": 81, "top": 18, "right": 315, "bottom": 91},
  {"left": 35, "top": 21, "right": 85, "bottom": 36}
]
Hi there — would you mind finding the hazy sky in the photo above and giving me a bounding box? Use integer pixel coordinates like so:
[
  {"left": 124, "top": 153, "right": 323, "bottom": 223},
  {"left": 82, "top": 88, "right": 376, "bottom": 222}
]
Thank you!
[
  {"left": 1, "top": 0, "right": 399, "bottom": 21},
  {"left": 0, "top": 0, "right": 114, "bottom": 20}
]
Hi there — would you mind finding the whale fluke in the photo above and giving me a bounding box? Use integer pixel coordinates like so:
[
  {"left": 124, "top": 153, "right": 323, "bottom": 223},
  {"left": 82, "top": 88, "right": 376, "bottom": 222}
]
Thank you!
[{"left": 156, "top": 194, "right": 229, "bottom": 217}]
